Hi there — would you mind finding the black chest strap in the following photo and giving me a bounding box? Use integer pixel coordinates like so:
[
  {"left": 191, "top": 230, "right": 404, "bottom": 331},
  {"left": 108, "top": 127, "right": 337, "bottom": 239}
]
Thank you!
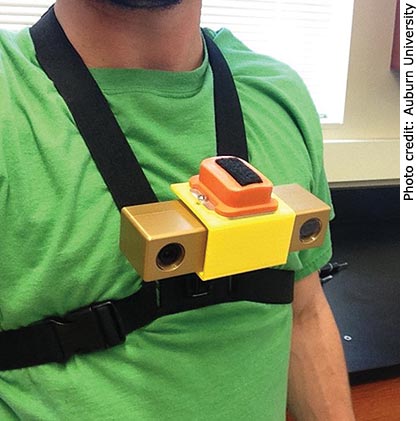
[
  {"left": 0, "top": 271, "right": 294, "bottom": 370},
  {"left": 0, "top": 7, "right": 294, "bottom": 371}
]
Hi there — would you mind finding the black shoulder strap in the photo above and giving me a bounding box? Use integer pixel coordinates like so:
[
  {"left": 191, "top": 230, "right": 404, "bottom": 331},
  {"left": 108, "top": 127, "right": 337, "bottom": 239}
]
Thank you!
[
  {"left": 29, "top": 7, "right": 248, "bottom": 210},
  {"left": 30, "top": 7, "right": 157, "bottom": 209},
  {"left": 202, "top": 32, "right": 248, "bottom": 159}
]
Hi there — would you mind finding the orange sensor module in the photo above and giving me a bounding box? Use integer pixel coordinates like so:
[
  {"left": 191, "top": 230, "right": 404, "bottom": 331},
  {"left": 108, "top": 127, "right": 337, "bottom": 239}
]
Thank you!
[{"left": 189, "top": 156, "right": 278, "bottom": 217}]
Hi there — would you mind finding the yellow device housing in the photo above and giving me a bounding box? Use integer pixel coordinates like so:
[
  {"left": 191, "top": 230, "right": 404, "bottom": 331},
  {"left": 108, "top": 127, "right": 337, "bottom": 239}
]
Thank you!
[{"left": 171, "top": 183, "right": 296, "bottom": 280}]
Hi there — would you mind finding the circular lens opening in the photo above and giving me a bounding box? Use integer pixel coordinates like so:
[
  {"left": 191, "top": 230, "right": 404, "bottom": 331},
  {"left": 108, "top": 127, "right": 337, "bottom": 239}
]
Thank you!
[
  {"left": 156, "top": 243, "right": 185, "bottom": 271},
  {"left": 299, "top": 218, "right": 322, "bottom": 244}
]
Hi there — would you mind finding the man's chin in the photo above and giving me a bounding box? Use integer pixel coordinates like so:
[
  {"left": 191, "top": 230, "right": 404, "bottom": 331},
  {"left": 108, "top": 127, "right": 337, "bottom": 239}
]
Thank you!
[{"left": 97, "top": 0, "right": 183, "bottom": 10}]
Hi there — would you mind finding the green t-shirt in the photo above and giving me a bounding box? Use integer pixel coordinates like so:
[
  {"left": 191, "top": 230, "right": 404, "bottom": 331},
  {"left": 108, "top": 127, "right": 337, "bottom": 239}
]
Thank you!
[{"left": 0, "top": 27, "right": 333, "bottom": 420}]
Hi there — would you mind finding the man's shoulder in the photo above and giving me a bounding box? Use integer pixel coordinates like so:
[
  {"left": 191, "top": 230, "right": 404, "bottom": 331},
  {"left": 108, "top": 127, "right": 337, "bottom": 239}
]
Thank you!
[
  {"left": 0, "top": 28, "right": 34, "bottom": 72},
  {"left": 0, "top": 28, "right": 22, "bottom": 58},
  {"left": 0, "top": 28, "right": 16, "bottom": 44},
  {"left": 0, "top": 28, "right": 41, "bottom": 108},
  {"left": 0, "top": 29, "right": 13, "bottom": 67},
  {"left": 205, "top": 28, "right": 302, "bottom": 85},
  {"left": 206, "top": 27, "right": 320, "bottom": 133},
  {"left": 205, "top": 27, "right": 315, "bottom": 118}
]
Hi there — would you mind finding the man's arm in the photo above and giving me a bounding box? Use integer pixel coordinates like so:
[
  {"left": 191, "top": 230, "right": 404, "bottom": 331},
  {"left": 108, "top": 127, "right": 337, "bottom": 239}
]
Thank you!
[{"left": 287, "top": 271, "right": 355, "bottom": 420}]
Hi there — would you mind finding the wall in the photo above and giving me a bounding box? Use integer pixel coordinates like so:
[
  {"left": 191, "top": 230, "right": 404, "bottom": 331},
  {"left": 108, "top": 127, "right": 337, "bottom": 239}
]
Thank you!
[{"left": 322, "top": 0, "right": 399, "bottom": 185}]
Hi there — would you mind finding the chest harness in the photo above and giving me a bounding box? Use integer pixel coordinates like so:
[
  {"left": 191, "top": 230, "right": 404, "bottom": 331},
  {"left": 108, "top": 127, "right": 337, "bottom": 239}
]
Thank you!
[{"left": 0, "top": 7, "right": 294, "bottom": 371}]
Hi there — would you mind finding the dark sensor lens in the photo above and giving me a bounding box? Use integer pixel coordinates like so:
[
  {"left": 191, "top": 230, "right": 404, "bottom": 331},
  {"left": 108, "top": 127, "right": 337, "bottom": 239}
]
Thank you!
[
  {"left": 156, "top": 243, "right": 185, "bottom": 271},
  {"left": 299, "top": 218, "right": 322, "bottom": 243}
]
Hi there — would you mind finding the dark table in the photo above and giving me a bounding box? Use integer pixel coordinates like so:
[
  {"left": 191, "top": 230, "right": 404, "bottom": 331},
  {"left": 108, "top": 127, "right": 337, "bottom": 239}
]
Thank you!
[{"left": 323, "top": 185, "right": 400, "bottom": 384}]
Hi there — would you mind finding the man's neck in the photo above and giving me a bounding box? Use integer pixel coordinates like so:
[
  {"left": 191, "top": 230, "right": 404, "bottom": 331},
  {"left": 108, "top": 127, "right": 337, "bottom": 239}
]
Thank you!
[{"left": 54, "top": 0, "right": 203, "bottom": 71}]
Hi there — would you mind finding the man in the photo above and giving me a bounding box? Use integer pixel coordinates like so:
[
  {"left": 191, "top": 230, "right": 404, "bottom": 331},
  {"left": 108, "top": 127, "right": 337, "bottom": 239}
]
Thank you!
[{"left": 0, "top": 0, "right": 355, "bottom": 419}]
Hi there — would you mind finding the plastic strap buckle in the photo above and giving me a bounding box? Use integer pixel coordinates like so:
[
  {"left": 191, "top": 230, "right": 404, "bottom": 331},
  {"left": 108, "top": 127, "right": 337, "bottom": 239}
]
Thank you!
[{"left": 47, "top": 301, "right": 126, "bottom": 362}]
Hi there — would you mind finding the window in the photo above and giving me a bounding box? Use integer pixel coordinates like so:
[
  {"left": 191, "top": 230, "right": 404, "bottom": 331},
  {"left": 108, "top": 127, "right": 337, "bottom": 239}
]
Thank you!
[
  {"left": 0, "top": 1, "right": 52, "bottom": 30},
  {"left": 1, "top": 0, "right": 354, "bottom": 123},
  {"left": 201, "top": 0, "right": 355, "bottom": 124}
]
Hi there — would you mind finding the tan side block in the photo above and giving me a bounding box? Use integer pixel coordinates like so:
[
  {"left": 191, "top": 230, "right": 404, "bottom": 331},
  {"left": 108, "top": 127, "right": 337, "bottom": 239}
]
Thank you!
[
  {"left": 120, "top": 200, "right": 207, "bottom": 282},
  {"left": 273, "top": 184, "right": 331, "bottom": 252}
]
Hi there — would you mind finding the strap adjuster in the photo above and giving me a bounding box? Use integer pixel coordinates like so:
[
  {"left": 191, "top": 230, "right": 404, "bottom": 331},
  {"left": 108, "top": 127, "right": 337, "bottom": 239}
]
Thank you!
[{"left": 47, "top": 301, "right": 126, "bottom": 362}]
